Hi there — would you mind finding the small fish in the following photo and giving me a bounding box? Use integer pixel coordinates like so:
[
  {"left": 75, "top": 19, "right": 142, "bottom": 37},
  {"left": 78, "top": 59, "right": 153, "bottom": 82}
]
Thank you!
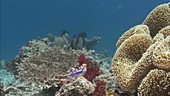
[{"left": 68, "top": 64, "right": 87, "bottom": 77}]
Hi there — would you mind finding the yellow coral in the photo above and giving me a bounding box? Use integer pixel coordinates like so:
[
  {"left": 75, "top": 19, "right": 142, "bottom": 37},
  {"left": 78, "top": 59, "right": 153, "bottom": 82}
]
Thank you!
[{"left": 143, "top": 3, "right": 170, "bottom": 37}]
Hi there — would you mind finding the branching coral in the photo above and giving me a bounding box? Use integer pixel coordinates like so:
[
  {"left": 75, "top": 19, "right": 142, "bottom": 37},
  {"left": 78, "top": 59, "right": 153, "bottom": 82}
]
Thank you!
[
  {"left": 143, "top": 3, "right": 170, "bottom": 37},
  {"left": 4, "top": 81, "right": 42, "bottom": 96},
  {"left": 16, "top": 47, "right": 80, "bottom": 88},
  {"left": 112, "top": 3, "right": 170, "bottom": 95}
]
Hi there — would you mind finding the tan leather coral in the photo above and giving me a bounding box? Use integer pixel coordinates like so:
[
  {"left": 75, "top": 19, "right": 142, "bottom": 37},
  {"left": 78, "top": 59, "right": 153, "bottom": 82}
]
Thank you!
[{"left": 112, "top": 2, "right": 170, "bottom": 95}]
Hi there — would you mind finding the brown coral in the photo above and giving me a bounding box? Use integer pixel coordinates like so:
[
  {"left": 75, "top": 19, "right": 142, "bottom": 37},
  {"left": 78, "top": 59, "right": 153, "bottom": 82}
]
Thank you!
[
  {"left": 116, "top": 25, "right": 150, "bottom": 48},
  {"left": 138, "top": 69, "right": 170, "bottom": 96},
  {"left": 16, "top": 47, "right": 80, "bottom": 88},
  {"left": 112, "top": 25, "right": 153, "bottom": 92},
  {"left": 112, "top": 3, "right": 170, "bottom": 95},
  {"left": 112, "top": 26, "right": 170, "bottom": 95},
  {"left": 159, "top": 25, "right": 170, "bottom": 38},
  {"left": 143, "top": 3, "right": 170, "bottom": 37},
  {"left": 153, "top": 36, "right": 170, "bottom": 71},
  {"left": 112, "top": 25, "right": 170, "bottom": 94}
]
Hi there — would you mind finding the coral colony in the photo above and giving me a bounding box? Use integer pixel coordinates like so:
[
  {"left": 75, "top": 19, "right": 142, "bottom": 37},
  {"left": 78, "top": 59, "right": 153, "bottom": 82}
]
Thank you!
[{"left": 0, "top": 2, "right": 170, "bottom": 96}]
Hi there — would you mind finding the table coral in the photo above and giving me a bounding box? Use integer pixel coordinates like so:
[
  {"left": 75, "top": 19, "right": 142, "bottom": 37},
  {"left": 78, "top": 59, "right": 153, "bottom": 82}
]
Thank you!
[
  {"left": 112, "top": 2, "right": 170, "bottom": 95},
  {"left": 15, "top": 47, "right": 80, "bottom": 88}
]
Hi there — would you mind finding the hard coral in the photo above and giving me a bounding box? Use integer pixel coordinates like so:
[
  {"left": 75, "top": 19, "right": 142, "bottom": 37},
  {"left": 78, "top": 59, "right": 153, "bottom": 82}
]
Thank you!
[
  {"left": 116, "top": 25, "right": 150, "bottom": 48},
  {"left": 112, "top": 25, "right": 153, "bottom": 92},
  {"left": 16, "top": 46, "right": 80, "bottom": 88},
  {"left": 57, "top": 76, "right": 94, "bottom": 96},
  {"left": 112, "top": 25, "right": 170, "bottom": 94},
  {"left": 112, "top": 2, "right": 170, "bottom": 95},
  {"left": 138, "top": 69, "right": 170, "bottom": 96},
  {"left": 0, "top": 82, "right": 5, "bottom": 96},
  {"left": 143, "top": 3, "right": 170, "bottom": 37},
  {"left": 153, "top": 35, "right": 170, "bottom": 71},
  {"left": 48, "top": 31, "right": 101, "bottom": 50}
]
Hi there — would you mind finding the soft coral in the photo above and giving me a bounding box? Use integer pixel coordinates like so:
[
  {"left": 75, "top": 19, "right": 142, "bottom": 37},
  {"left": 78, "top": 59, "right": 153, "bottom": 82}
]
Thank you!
[
  {"left": 92, "top": 80, "right": 106, "bottom": 96},
  {"left": 78, "top": 54, "right": 106, "bottom": 96},
  {"left": 78, "top": 54, "right": 100, "bottom": 82}
]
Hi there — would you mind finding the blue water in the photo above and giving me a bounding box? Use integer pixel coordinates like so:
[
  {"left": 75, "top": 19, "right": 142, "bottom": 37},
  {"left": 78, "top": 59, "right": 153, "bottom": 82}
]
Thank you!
[{"left": 1, "top": 0, "right": 169, "bottom": 61}]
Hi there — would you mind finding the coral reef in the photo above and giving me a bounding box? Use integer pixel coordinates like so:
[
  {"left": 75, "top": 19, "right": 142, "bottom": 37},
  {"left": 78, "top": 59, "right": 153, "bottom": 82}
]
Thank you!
[
  {"left": 0, "top": 60, "right": 8, "bottom": 69},
  {"left": 16, "top": 39, "right": 50, "bottom": 60},
  {"left": 112, "top": 2, "right": 170, "bottom": 95},
  {"left": 0, "top": 69, "right": 16, "bottom": 87},
  {"left": 46, "top": 31, "right": 101, "bottom": 50},
  {"left": 92, "top": 80, "right": 106, "bottom": 96},
  {"left": 85, "top": 36, "right": 101, "bottom": 50},
  {"left": 56, "top": 76, "right": 94, "bottom": 96},
  {"left": 138, "top": 69, "right": 170, "bottom": 96},
  {"left": 94, "top": 51, "right": 112, "bottom": 74},
  {"left": 4, "top": 80, "right": 42, "bottom": 96},
  {"left": 0, "top": 60, "right": 16, "bottom": 87},
  {"left": 78, "top": 54, "right": 100, "bottom": 82},
  {"left": 15, "top": 46, "right": 80, "bottom": 88},
  {"left": 116, "top": 25, "right": 150, "bottom": 48},
  {"left": 112, "top": 25, "right": 170, "bottom": 95},
  {"left": 7, "top": 31, "right": 103, "bottom": 95},
  {"left": 143, "top": 3, "right": 170, "bottom": 37},
  {"left": 0, "top": 82, "right": 5, "bottom": 96},
  {"left": 152, "top": 35, "right": 170, "bottom": 71}
]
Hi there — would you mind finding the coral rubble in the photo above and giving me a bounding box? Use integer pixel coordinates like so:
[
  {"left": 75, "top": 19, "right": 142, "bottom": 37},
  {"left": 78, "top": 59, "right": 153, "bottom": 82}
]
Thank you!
[{"left": 112, "top": 2, "right": 170, "bottom": 95}]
